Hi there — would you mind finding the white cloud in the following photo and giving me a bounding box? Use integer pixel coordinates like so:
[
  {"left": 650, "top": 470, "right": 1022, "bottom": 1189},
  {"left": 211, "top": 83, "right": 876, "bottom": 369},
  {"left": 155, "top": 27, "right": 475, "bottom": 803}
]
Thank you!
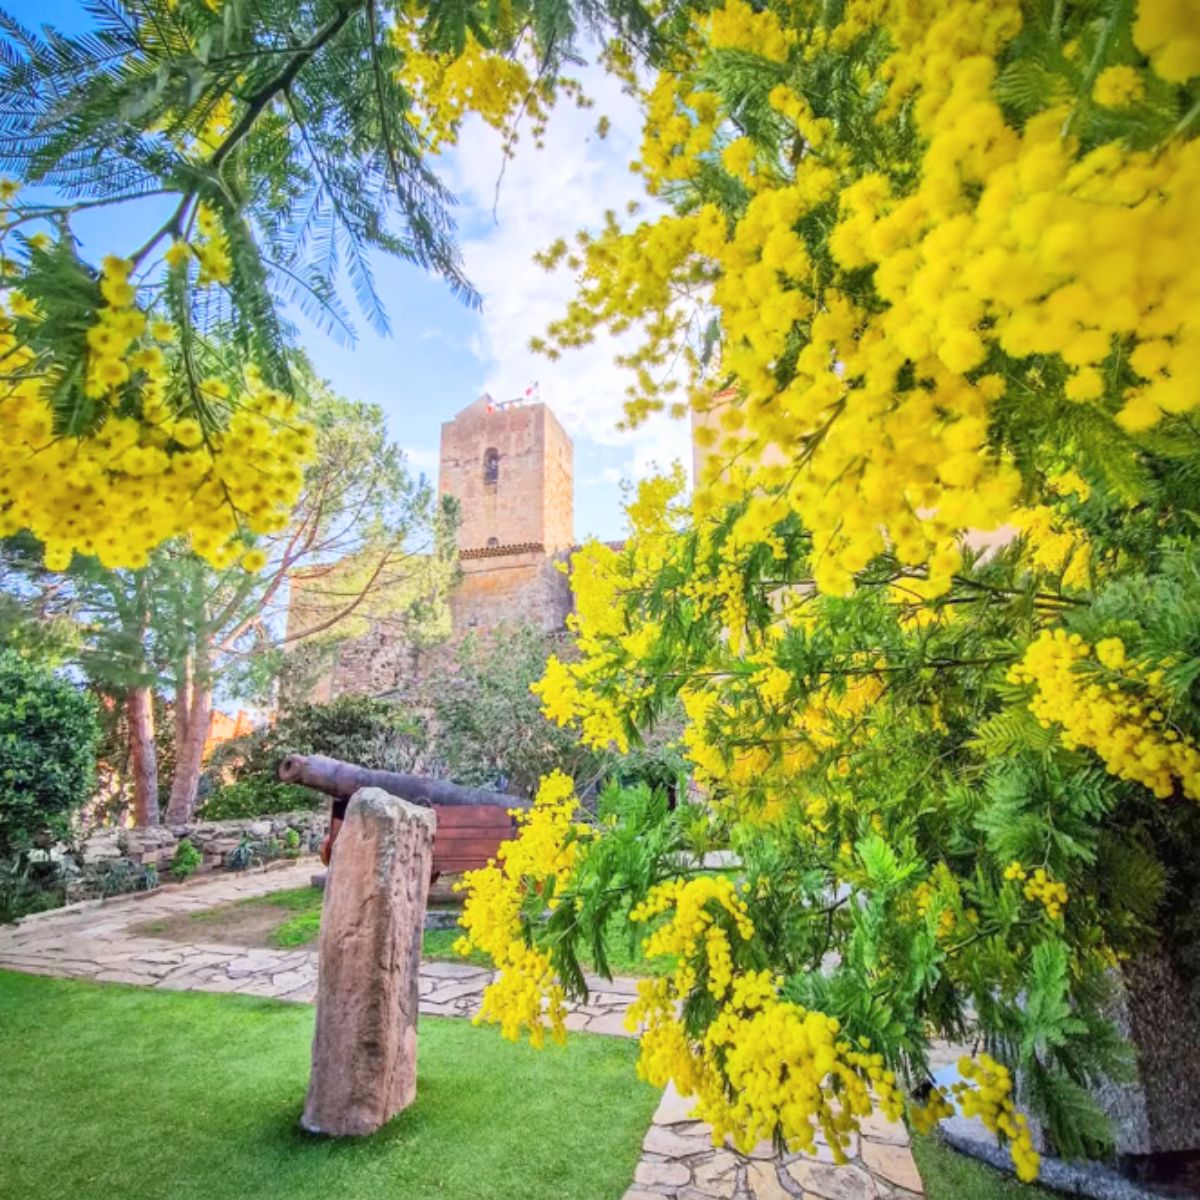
[
  {"left": 401, "top": 444, "right": 441, "bottom": 476},
  {"left": 442, "top": 58, "right": 693, "bottom": 491}
]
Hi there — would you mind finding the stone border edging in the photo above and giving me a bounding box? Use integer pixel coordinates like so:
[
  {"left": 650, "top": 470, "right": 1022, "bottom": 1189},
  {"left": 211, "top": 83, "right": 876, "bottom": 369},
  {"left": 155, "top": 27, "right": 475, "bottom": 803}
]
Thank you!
[
  {"left": 941, "top": 1126, "right": 1176, "bottom": 1200},
  {"left": 7, "top": 854, "right": 321, "bottom": 928}
]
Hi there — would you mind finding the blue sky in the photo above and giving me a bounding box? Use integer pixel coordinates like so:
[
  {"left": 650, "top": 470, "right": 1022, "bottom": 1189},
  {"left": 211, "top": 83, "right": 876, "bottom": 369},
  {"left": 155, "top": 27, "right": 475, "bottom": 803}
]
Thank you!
[{"left": 15, "top": 1, "right": 692, "bottom": 542}]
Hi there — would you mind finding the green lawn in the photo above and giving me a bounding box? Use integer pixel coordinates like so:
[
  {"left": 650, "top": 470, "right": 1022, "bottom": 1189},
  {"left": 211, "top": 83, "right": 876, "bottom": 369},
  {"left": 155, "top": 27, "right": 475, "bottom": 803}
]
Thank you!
[
  {"left": 0, "top": 969, "right": 657, "bottom": 1200},
  {"left": 911, "top": 1134, "right": 1064, "bottom": 1200}
]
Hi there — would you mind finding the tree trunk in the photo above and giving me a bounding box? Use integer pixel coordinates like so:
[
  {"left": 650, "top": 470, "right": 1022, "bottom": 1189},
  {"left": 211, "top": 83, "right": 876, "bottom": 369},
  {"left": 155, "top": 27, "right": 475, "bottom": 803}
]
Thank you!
[
  {"left": 173, "top": 654, "right": 191, "bottom": 774},
  {"left": 125, "top": 687, "right": 159, "bottom": 826},
  {"left": 165, "top": 661, "right": 211, "bottom": 825}
]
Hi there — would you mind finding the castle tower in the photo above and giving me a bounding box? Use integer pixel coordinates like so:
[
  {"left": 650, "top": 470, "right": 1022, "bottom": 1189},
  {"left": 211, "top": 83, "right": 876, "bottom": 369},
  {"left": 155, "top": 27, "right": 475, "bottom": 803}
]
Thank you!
[
  {"left": 439, "top": 393, "right": 573, "bottom": 553},
  {"left": 438, "top": 394, "right": 574, "bottom": 633}
]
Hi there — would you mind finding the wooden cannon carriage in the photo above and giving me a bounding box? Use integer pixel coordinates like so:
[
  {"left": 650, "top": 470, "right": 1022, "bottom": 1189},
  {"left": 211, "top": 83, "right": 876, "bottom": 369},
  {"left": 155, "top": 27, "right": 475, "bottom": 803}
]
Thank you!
[{"left": 278, "top": 753, "right": 523, "bottom": 877}]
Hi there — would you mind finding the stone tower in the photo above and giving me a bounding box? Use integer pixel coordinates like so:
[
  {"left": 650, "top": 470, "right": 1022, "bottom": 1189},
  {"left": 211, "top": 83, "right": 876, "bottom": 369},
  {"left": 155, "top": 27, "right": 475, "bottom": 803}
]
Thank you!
[
  {"left": 439, "top": 393, "right": 573, "bottom": 553},
  {"left": 285, "top": 393, "right": 578, "bottom": 701},
  {"left": 438, "top": 394, "right": 574, "bottom": 633}
]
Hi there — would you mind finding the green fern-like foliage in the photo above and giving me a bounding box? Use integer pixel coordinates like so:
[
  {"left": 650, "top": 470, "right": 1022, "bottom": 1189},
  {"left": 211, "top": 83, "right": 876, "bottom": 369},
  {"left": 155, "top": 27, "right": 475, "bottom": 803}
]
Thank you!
[{"left": 0, "top": 0, "right": 669, "bottom": 423}]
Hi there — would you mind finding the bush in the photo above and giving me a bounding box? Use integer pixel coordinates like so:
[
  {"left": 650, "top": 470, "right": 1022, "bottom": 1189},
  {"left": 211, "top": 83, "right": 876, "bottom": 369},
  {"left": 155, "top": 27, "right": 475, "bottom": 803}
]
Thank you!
[
  {"left": 0, "top": 856, "right": 66, "bottom": 924},
  {"left": 0, "top": 652, "right": 100, "bottom": 859},
  {"left": 170, "top": 838, "right": 201, "bottom": 882},
  {"left": 415, "top": 625, "right": 605, "bottom": 795},
  {"left": 203, "top": 694, "right": 425, "bottom": 815},
  {"left": 84, "top": 859, "right": 158, "bottom": 899},
  {"left": 197, "top": 780, "right": 316, "bottom": 821}
]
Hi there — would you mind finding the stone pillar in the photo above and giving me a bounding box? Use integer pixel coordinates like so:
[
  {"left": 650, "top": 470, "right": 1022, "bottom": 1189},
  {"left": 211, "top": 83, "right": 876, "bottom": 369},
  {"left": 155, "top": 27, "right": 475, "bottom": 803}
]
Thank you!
[{"left": 300, "top": 787, "right": 436, "bottom": 1136}]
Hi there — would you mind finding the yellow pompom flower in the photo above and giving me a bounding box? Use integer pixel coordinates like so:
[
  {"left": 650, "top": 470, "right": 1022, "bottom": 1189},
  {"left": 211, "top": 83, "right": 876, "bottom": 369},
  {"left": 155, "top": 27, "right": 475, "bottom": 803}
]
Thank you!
[{"left": 1092, "top": 65, "right": 1145, "bottom": 108}]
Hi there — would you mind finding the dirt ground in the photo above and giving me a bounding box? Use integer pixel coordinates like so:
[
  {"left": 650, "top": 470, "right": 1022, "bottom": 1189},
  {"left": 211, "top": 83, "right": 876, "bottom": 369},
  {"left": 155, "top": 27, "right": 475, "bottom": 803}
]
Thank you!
[{"left": 132, "top": 901, "right": 298, "bottom": 948}]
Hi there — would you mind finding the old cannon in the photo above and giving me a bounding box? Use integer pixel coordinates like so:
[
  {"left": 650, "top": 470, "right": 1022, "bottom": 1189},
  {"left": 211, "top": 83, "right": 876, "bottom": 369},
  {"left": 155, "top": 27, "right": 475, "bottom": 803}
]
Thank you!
[{"left": 278, "top": 753, "right": 525, "bottom": 876}]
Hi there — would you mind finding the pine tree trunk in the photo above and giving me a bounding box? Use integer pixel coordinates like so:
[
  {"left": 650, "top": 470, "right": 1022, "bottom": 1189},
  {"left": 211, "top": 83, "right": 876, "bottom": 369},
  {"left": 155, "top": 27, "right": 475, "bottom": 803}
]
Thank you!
[
  {"left": 164, "top": 647, "right": 211, "bottom": 825},
  {"left": 173, "top": 653, "right": 191, "bottom": 771},
  {"left": 126, "top": 687, "right": 160, "bottom": 827}
]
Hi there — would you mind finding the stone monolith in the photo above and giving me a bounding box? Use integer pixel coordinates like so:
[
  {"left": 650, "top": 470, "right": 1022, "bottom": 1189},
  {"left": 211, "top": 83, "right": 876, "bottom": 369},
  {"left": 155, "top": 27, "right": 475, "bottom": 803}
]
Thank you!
[{"left": 300, "top": 787, "right": 436, "bottom": 1136}]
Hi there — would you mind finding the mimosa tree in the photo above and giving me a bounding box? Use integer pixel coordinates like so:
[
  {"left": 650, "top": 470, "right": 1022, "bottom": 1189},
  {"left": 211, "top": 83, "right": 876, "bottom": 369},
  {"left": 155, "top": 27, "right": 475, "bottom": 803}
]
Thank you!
[
  {"left": 0, "top": 0, "right": 664, "bottom": 570},
  {"left": 454, "top": 0, "right": 1200, "bottom": 1179}
]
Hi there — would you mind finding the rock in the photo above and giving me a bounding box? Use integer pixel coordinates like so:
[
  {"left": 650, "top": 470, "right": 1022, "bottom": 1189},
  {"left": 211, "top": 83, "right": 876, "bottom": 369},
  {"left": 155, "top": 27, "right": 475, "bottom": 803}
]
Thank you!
[
  {"left": 79, "top": 836, "right": 122, "bottom": 865},
  {"left": 858, "top": 1109, "right": 909, "bottom": 1146},
  {"left": 860, "top": 1142, "right": 922, "bottom": 1193},
  {"left": 644, "top": 1125, "right": 717, "bottom": 1158},
  {"left": 691, "top": 1150, "right": 739, "bottom": 1196},
  {"left": 746, "top": 1162, "right": 794, "bottom": 1200},
  {"left": 785, "top": 1160, "right": 877, "bottom": 1200},
  {"left": 300, "top": 788, "right": 436, "bottom": 1137},
  {"left": 655, "top": 1082, "right": 699, "bottom": 1126},
  {"left": 635, "top": 1160, "right": 691, "bottom": 1188},
  {"left": 588, "top": 1011, "right": 634, "bottom": 1037},
  {"left": 249, "top": 821, "right": 273, "bottom": 839}
]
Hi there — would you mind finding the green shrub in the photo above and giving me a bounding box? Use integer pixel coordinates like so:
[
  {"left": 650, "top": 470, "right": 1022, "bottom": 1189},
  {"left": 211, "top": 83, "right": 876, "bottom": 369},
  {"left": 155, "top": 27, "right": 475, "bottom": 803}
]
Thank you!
[
  {"left": 170, "top": 839, "right": 202, "bottom": 882},
  {"left": 283, "top": 828, "right": 301, "bottom": 857},
  {"left": 87, "top": 860, "right": 158, "bottom": 898},
  {"left": 197, "top": 780, "right": 315, "bottom": 821},
  {"left": 0, "top": 856, "right": 66, "bottom": 923},
  {"left": 0, "top": 652, "right": 100, "bottom": 859},
  {"left": 224, "top": 838, "right": 258, "bottom": 872}
]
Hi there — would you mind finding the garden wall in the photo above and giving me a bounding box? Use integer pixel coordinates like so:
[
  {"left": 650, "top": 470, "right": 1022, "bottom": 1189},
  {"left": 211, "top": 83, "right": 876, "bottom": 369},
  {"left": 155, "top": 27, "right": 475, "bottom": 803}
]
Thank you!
[{"left": 66, "top": 811, "right": 327, "bottom": 901}]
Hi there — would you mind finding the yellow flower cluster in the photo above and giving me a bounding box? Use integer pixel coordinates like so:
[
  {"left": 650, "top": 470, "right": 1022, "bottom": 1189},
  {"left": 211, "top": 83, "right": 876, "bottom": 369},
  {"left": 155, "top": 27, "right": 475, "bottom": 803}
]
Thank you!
[
  {"left": 1132, "top": 0, "right": 1200, "bottom": 82},
  {"left": 455, "top": 771, "right": 587, "bottom": 1047},
  {"left": 1005, "top": 861, "right": 1068, "bottom": 920},
  {"left": 0, "top": 254, "right": 312, "bottom": 571},
  {"left": 1024, "top": 869, "right": 1069, "bottom": 920},
  {"left": 191, "top": 203, "right": 232, "bottom": 285},
  {"left": 533, "top": 475, "right": 689, "bottom": 751},
  {"left": 1009, "top": 630, "right": 1200, "bottom": 801},
  {"left": 954, "top": 1055, "right": 1040, "bottom": 1182},
  {"left": 630, "top": 875, "right": 754, "bottom": 999},
  {"left": 391, "top": 5, "right": 576, "bottom": 157},
  {"left": 83, "top": 256, "right": 154, "bottom": 398},
  {"left": 626, "top": 877, "right": 904, "bottom": 1158},
  {"left": 1011, "top": 505, "right": 1090, "bottom": 590},
  {"left": 908, "top": 1086, "right": 955, "bottom": 1135},
  {"left": 537, "top": 0, "right": 1200, "bottom": 595},
  {"left": 1093, "top": 65, "right": 1145, "bottom": 108},
  {"left": 913, "top": 879, "right": 957, "bottom": 939}
]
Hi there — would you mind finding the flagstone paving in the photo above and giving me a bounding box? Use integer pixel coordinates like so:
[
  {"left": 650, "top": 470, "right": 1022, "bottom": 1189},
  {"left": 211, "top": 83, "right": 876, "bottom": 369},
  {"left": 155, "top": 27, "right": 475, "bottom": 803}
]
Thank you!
[
  {"left": 1, "top": 863, "right": 924, "bottom": 1200},
  {"left": 622, "top": 1084, "right": 924, "bottom": 1200},
  {"left": 0, "top": 862, "right": 642, "bottom": 1026}
]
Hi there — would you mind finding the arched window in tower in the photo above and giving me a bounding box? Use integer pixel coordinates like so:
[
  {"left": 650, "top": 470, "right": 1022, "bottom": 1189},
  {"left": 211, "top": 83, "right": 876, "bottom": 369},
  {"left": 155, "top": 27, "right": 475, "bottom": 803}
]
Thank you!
[
  {"left": 483, "top": 447, "right": 499, "bottom": 485},
  {"left": 487, "top": 536, "right": 499, "bottom": 547}
]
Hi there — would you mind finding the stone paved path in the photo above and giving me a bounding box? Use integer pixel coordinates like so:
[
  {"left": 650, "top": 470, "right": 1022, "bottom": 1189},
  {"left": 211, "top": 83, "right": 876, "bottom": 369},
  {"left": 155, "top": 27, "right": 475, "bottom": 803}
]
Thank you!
[
  {"left": 0, "top": 862, "right": 637, "bottom": 1030},
  {"left": 624, "top": 1085, "right": 924, "bottom": 1200},
  {"left": 1, "top": 864, "right": 925, "bottom": 1200}
]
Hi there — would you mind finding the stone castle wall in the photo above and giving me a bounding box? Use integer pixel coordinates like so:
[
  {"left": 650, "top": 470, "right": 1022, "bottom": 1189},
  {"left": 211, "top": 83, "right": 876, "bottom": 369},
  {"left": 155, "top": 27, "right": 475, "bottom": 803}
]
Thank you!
[{"left": 451, "top": 546, "right": 572, "bottom": 635}]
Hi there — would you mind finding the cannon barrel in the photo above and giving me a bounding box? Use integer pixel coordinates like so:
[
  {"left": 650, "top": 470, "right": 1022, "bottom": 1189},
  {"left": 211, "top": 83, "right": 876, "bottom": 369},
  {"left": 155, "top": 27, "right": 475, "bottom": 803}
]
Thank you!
[{"left": 278, "top": 753, "right": 529, "bottom": 809}]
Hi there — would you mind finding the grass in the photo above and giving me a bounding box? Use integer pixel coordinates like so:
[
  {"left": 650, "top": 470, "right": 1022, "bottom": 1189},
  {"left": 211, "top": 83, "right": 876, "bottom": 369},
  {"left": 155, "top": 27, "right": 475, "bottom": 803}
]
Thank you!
[
  {"left": 911, "top": 1134, "right": 1064, "bottom": 1200},
  {"left": 0, "top": 969, "right": 658, "bottom": 1200}
]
